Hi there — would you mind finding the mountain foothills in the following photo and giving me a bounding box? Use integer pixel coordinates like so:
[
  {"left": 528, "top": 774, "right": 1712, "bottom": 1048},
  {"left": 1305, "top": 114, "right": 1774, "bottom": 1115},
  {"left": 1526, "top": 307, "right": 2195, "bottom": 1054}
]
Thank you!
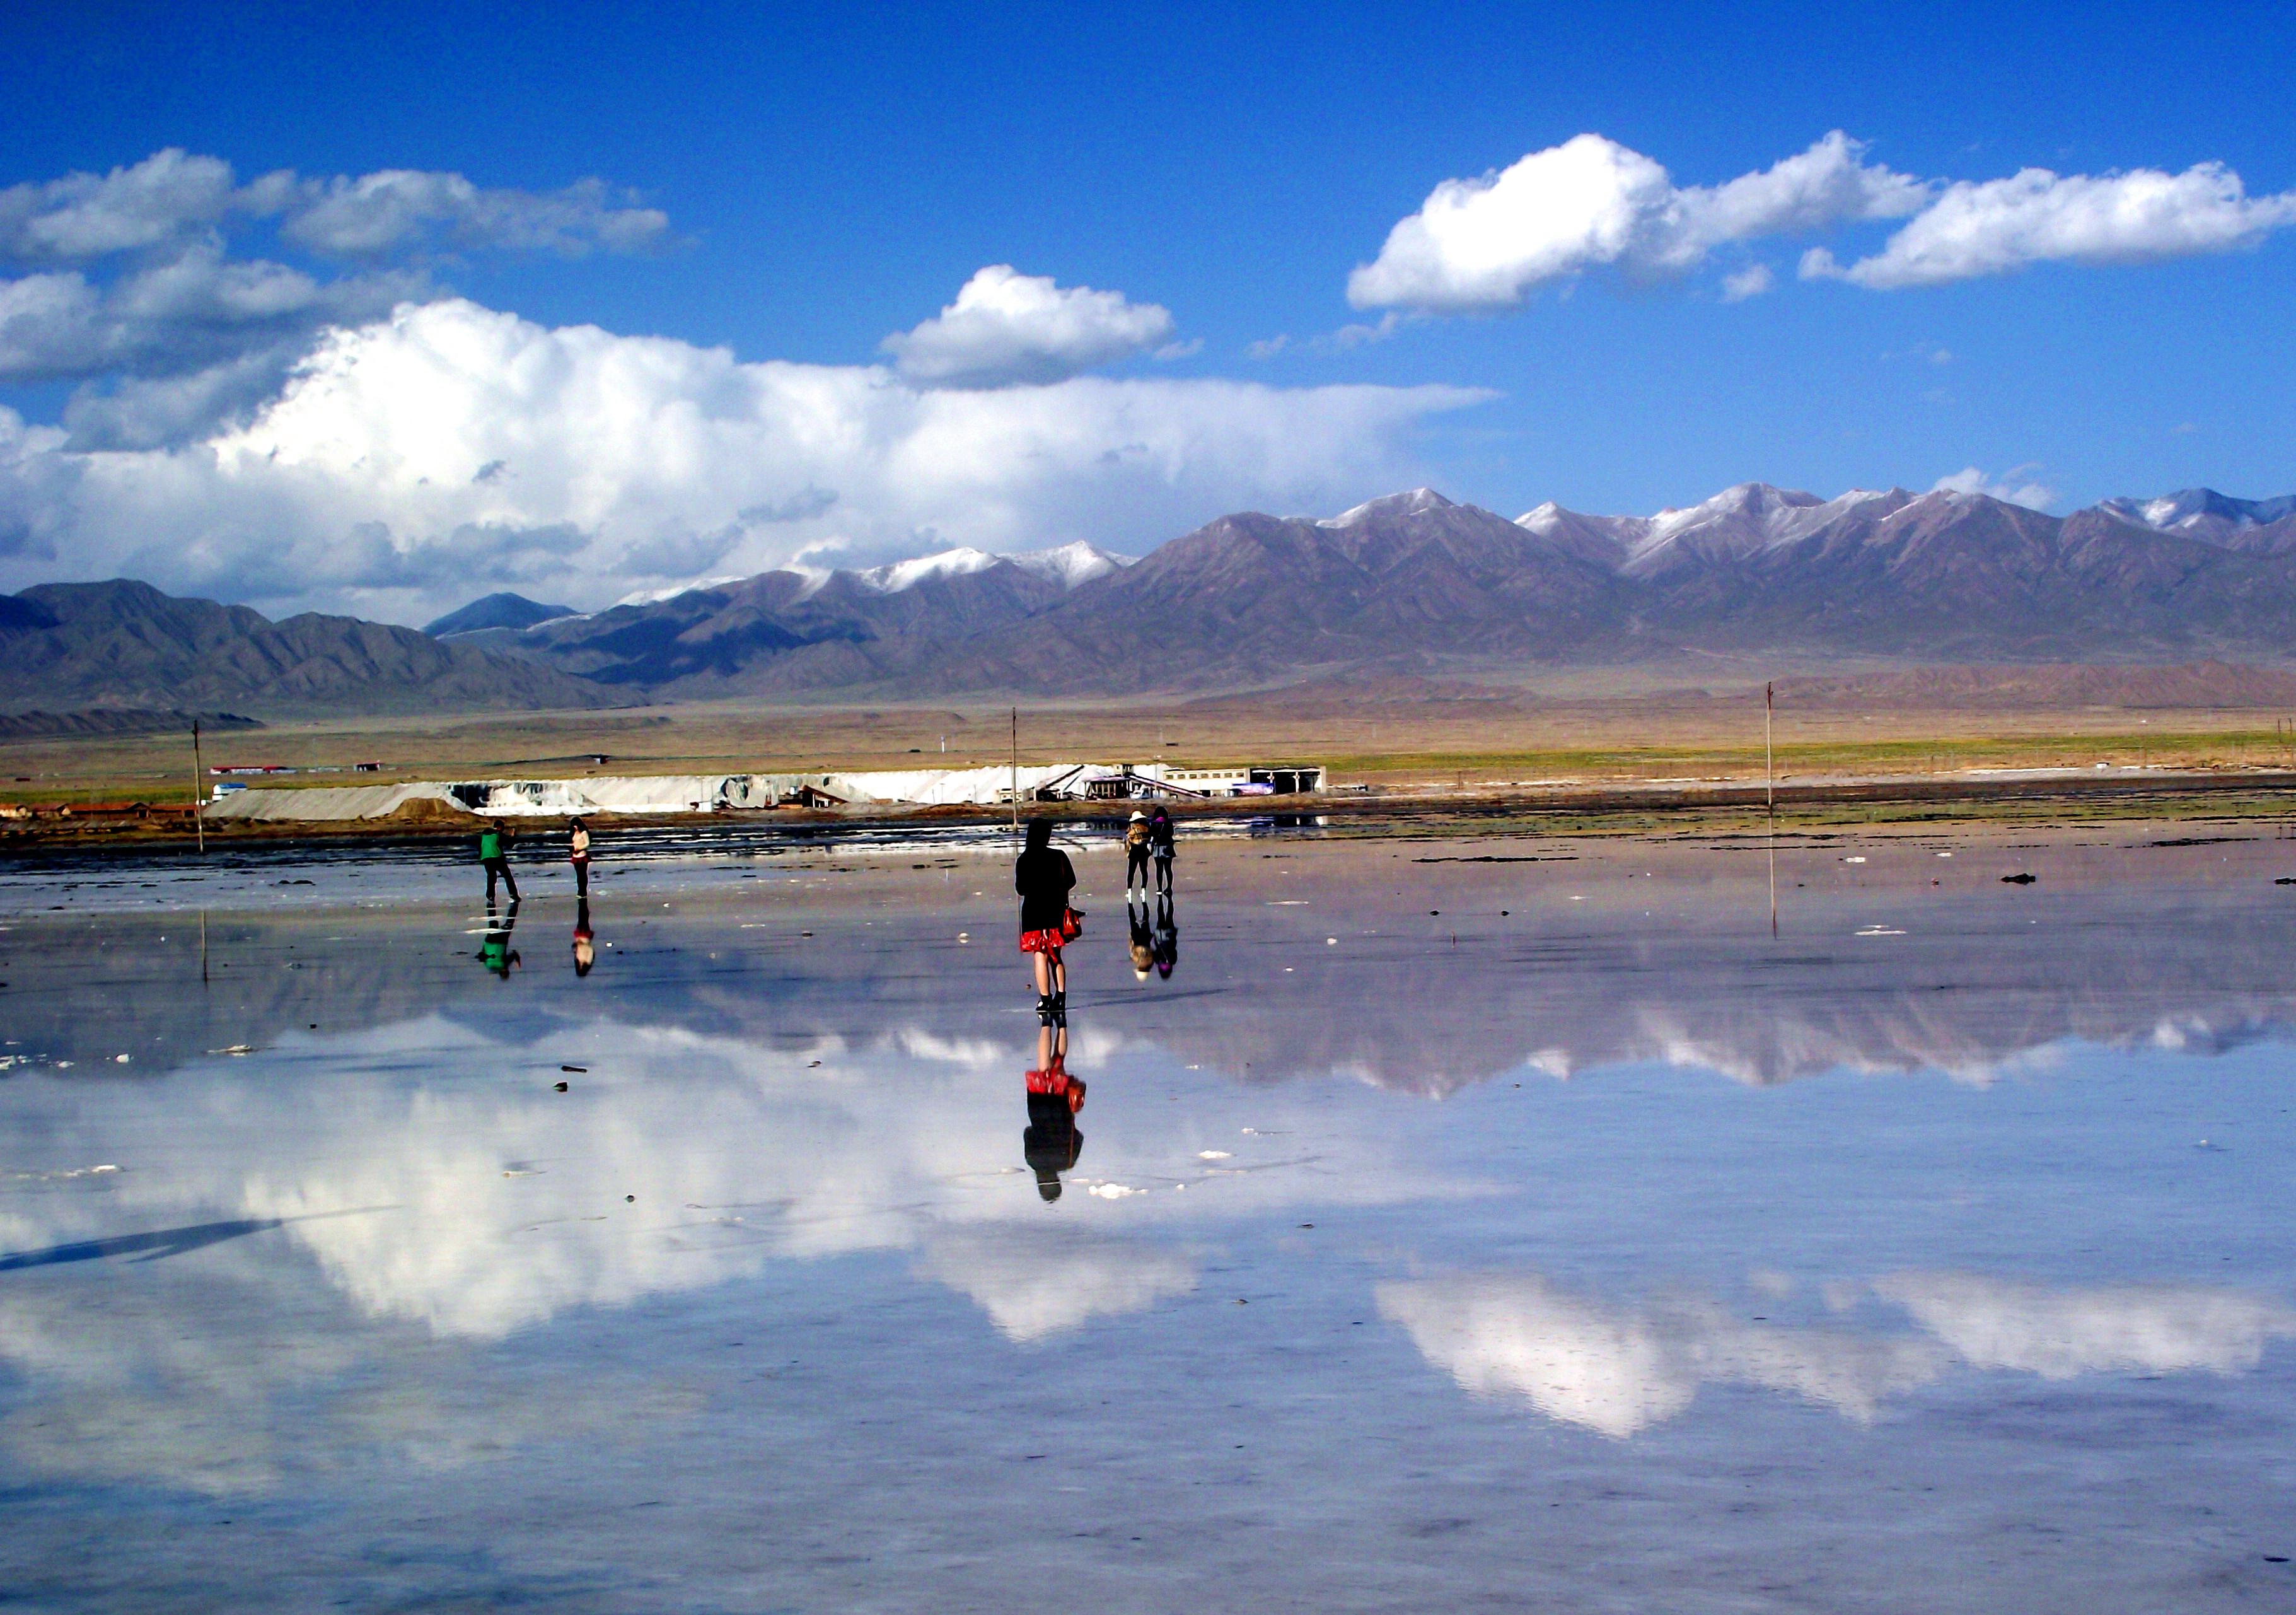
[
  {"left": 7, "top": 486, "right": 2296, "bottom": 714},
  {"left": 0, "top": 581, "right": 606, "bottom": 716}
]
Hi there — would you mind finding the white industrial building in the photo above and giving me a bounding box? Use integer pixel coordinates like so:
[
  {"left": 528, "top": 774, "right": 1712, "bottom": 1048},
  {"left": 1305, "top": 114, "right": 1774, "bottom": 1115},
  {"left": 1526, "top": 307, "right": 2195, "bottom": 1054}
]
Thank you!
[{"left": 202, "top": 759, "right": 1327, "bottom": 821}]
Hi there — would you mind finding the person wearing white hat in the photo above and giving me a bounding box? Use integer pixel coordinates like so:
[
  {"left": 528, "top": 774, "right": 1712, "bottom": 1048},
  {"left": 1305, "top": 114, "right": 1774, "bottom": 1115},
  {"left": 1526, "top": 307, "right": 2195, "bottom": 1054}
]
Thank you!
[{"left": 1124, "top": 808, "right": 1152, "bottom": 895}]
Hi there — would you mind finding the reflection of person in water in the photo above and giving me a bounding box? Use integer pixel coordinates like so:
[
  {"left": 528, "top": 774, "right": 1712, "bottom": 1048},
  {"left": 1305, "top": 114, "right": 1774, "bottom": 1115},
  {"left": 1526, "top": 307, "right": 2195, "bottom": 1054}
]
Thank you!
[
  {"left": 1015, "top": 817, "right": 1076, "bottom": 1027},
  {"left": 1128, "top": 897, "right": 1154, "bottom": 979},
  {"left": 1023, "top": 1022, "right": 1085, "bottom": 1202},
  {"left": 1152, "top": 892, "right": 1177, "bottom": 980},
  {"left": 572, "top": 898, "right": 595, "bottom": 976},
  {"left": 480, "top": 901, "right": 522, "bottom": 978}
]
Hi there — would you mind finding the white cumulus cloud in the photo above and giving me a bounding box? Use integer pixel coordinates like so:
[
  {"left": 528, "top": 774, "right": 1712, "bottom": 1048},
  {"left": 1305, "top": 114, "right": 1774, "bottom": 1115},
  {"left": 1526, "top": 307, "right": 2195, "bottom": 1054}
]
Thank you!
[
  {"left": 0, "top": 148, "right": 245, "bottom": 261},
  {"left": 1355, "top": 135, "right": 2296, "bottom": 312},
  {"left": 1348, "top": 131, "right": 1926, "bottom": 312},
  {"left": 0, "top": 148, "right": 668, "bottom": 267},
  {"left": 881, "top": 265, "right": 1176, "bottom": 387},
  {"left": 1802, "top": 160, "right": 2296, "bottom": 289},
  {"left": 1931, "top": 465, "right": 2058, "bottom": 510},
  {"left": 0, "top": 150, "right": 670, "bottom": 445},
  {"left": 280, "top": 170, "right": 669, "bottom": 259},
  {"left": 0, "top": 296, "right": 1488, "bottom": 619}
]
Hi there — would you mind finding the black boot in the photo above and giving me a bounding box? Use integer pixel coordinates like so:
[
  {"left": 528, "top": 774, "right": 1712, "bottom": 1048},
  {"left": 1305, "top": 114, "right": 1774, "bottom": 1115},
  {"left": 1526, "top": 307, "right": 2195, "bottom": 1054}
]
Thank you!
[
  {"left": 1051, "top": 990, "right": 1067, "bottom": 1027},
  {"left": 1036, "top": 993, "right": 1055, "bottom": 1025}
]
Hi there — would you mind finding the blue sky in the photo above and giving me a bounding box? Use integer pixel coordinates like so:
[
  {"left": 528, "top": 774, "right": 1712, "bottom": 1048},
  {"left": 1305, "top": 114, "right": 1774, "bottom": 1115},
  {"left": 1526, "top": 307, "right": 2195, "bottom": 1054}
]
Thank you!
[{"left": 3, "top": 0, "right": 2292, "bottom": 619}]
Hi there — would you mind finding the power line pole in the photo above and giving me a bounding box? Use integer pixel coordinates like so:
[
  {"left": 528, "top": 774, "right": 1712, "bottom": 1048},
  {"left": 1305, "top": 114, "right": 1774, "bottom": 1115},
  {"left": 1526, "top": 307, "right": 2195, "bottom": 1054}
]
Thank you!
[
  {"left": 190, "top": 718, "right": 206, "bottom": 854},
  {"left": 1763, "top": 681, "right": 1774, "bottom": 824},
  {"left": 1011, "top": 706, "right": 1019, "bottom": 837},
  {"left": 1765, "top": 682, "right": 1777, "bottom": 939}
]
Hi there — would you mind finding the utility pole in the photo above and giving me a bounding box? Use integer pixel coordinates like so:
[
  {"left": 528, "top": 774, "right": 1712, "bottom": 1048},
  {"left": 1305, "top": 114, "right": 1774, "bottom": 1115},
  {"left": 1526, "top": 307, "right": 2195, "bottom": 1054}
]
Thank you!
[
  {"left": 1765, "top": 682, "right": 1777, "bottom": 938},
  {"left": 1011, "top": 706, "right": 1019, "bottom": 837},
  {"left": 1763, "top": 682, "right": 1774, "bottom": 824},
  {"left": 190, "top": 719, "right": 206, "bottom": 854}
]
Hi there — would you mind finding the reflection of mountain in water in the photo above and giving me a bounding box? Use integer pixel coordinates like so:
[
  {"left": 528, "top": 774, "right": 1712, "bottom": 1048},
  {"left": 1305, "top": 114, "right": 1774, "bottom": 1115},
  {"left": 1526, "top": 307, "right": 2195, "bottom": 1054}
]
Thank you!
[
  {"left": 11, "top": 863, "right": 2296, "bottom": 1092},
  {"left": 1125, "top": 875, "right": 2296, "bottom": 1093}
]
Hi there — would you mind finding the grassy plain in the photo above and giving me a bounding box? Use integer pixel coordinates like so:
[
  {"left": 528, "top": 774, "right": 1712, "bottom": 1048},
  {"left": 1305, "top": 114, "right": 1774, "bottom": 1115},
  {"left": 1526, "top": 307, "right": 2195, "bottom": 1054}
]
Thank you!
[{"left": 8, "top": 685, "right": 2296, "bottom": 813}]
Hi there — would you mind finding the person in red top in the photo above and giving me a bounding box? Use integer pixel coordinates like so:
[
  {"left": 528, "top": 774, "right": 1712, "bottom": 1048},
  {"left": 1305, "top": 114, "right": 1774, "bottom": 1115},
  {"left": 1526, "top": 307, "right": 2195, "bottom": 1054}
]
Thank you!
[
  {"left": 567, "top": 815, "right": 593, "bottom": 898},
  {"left": 1014, "top": 817, "right": 1076, "bottom": 1026}
]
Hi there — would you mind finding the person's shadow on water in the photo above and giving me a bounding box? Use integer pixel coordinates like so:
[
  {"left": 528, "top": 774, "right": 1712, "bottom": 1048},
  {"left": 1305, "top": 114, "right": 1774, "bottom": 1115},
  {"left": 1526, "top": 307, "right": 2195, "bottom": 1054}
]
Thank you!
[
  {"left": 0, "top": 1206, "right": 390, "bottom": 1272},
  {"left": 0, "top": 1218, "right": 283, "bottom": 1270},
  {"left": 1023, "top": 1023, "right": 1084, "bottom": 1202}
]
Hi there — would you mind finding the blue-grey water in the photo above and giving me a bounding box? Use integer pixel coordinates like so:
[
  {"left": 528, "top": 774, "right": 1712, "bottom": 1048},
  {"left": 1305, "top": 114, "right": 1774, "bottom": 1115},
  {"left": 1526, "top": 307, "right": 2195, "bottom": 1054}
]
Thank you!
[{"left": 1, "top": 827, "right": 2292, "bottom": 1611}]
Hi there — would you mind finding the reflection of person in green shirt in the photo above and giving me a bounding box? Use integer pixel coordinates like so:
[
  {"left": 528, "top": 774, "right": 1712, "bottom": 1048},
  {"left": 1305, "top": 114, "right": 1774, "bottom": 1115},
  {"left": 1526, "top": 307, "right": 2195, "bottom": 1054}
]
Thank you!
[
  {"left": 480, "top": 902, "right": 521, "bottom": 979},
  {"left": 478, "top": 823, "right": 519, "bottom": 904}
]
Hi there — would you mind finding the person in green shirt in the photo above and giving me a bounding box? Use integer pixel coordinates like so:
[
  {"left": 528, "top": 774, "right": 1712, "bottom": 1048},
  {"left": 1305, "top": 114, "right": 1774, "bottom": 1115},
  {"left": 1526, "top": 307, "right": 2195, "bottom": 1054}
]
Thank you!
[{"left": 478, "top": 822, "right": 520, "bottom": 904}]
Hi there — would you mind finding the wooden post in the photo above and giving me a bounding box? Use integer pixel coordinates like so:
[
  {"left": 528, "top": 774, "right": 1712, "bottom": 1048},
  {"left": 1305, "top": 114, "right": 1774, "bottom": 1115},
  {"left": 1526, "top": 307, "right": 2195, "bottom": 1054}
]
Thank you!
[{"left": 190, "top": 719, "right": 206, "bottom": 854}]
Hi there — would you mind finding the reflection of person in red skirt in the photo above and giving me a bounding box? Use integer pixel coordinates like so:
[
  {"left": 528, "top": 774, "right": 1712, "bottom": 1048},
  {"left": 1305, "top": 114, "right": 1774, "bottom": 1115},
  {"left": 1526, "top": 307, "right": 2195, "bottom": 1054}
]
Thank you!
[
  {"left": 571, "top": 897, "right": 596, "bottom": 977},
  {"left": 1015, "top": 817, "right": 1077, "bottom": 1026},
  {"left": 1023, "top": 1022, "right": 1085, "bottom": 1202}
]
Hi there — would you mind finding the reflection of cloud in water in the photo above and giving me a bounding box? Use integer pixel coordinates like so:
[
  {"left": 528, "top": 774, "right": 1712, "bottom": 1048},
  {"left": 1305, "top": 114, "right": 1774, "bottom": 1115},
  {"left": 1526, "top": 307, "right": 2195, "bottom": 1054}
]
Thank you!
[
  {"left": 0, "top": 1251, "right": 697, "bottom": 1496},
  {"left": 1378, "top": 1273, "right": 1945, "bottom": 1438},
  {"left": 0, "top": 1013, "right": 1430, "bottom": 1341},
  {"left": 917, "top": 1227, "right": 1196, "bottom": 1341},
  {"left": 1872, "top": 1273, "right": 2296, "bottom": 1378},
  {"left": 1381, "top": 1270, "right": 2296, "bottom": 1438}
]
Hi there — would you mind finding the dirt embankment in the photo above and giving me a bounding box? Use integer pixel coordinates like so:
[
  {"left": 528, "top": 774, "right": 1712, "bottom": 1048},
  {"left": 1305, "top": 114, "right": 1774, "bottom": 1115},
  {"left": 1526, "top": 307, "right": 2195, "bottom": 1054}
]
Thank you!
[{"left": 7, "top": 767, "right": 2296, "bottom": 853}]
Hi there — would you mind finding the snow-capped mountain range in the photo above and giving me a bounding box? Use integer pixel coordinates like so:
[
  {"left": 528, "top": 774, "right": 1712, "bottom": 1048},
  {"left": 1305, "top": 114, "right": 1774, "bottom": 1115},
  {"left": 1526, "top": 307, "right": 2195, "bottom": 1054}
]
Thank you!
[
  {"left": 590, "top": 540, "right": 1133, "bottom": 616},
  {"left": 844, "top": 539, "right": 1133, "bottom": 595},
  {"left": 16, "top": 479, "right": 2296, "bottom": 712}
]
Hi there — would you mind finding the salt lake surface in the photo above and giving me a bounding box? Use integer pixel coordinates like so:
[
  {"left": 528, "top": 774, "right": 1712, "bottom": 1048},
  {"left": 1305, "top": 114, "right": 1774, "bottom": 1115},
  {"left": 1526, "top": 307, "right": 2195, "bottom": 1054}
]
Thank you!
[{"left": 1, "top": 824, "right": 2292, "bottom": 1611}]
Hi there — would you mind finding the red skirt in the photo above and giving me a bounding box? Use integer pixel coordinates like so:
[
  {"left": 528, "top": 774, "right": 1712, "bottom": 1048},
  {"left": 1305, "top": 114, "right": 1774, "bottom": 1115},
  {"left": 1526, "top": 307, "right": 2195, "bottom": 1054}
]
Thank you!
[{"left": 1019, "top": 926, "right": 1065, "bottom": 957}]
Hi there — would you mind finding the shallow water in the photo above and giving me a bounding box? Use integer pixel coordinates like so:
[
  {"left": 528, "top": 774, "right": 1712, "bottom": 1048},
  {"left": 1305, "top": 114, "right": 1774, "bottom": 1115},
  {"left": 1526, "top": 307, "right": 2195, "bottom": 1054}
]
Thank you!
[{"left": 2, "top": 829, "right": 2292, "bottom": 1611}]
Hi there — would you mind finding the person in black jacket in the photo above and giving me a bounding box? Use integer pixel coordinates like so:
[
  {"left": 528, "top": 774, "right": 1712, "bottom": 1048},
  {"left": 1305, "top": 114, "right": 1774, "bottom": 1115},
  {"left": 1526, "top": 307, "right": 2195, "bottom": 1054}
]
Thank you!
[
  {"left": 1149, "top": 803, "right": 1175, "bottom": 894},
  {"left": 1015, "top": 817, "right": 1076, "bottom": 1026}
]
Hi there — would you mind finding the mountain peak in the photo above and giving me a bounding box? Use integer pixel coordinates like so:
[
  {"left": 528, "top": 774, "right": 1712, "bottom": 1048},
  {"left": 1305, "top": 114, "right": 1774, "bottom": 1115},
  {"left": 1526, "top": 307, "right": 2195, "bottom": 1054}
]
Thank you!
[
  {"left": 1003, "top": 540, "right": 1135, "bottom": 588},
  {"left": 2101, "top": 488, "right": 2296, "bottom": 535},
  {"left": 1649, "top": 482, "right": 1820, "bottom": 530},
  {"left": 1321, "top": 487, "right": 1454, "bottom": 528},
  {"left": 850, "top": 547, "right": 999, "bottom": 594},
  {"left": 424, "top": 592, "right": 579, "bottom": 638}
]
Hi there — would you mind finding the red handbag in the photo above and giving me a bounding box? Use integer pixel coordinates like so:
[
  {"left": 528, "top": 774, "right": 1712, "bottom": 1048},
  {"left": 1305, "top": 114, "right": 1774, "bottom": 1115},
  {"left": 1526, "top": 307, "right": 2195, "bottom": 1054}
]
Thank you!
[{"left": 1059, "top": 905, "right": 1085, "bottom": 941}]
